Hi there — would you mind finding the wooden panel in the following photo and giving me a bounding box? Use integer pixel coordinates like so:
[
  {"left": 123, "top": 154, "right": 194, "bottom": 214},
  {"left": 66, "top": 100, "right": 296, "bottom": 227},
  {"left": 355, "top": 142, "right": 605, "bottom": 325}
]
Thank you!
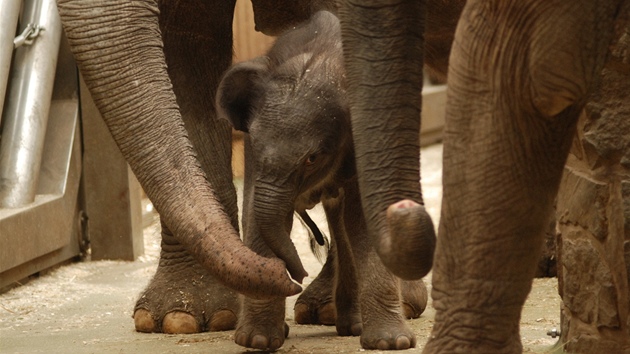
[
  {"left": 232, "top": 0, "right": 276, "bottom": 62},
  {"left": 80, "top": 77, "right": 144, "bottom": 261}
]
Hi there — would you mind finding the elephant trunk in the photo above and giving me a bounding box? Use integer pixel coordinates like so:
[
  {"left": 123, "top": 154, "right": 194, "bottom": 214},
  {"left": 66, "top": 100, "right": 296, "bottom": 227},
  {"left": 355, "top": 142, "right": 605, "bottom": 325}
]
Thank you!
[
  {"left": 338, "top": 0, "right": 435, "bottom": 280},
  {"left": 254, "top": 180, "right": 308, "bottom": 283},
  {"left": 57, "top": 0, "right": 300, "bottom": 298}
]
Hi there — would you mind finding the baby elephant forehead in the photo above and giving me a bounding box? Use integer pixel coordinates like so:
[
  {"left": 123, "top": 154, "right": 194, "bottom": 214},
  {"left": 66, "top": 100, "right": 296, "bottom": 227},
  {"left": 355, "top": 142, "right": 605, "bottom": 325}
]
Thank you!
[{"left": 257, "top": 83, "right": 344, "bottom": 124}]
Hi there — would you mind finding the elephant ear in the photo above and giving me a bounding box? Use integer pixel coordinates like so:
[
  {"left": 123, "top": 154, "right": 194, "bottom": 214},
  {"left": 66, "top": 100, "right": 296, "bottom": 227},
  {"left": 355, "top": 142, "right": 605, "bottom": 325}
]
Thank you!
[{"left": 216, "top": 56, "right": 270, "bottom": 133}]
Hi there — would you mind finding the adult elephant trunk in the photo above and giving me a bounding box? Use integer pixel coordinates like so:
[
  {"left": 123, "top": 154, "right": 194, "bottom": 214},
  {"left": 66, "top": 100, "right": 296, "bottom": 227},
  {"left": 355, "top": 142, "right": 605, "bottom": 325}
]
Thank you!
[
  {"left": 338, "top": 0, "right": 435, "bottom": 280},
  {"left": 253, "top": 180, "right": 308, "bottom": 283},
  {"left": 57, "top": 0, "right": 300, "bottom": 298}
]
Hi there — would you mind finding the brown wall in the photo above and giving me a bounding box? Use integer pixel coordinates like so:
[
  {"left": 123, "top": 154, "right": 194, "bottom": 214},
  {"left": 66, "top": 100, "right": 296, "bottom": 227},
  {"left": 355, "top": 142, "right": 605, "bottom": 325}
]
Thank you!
[
  {"left": 231, "top": 0, "right": 276, "bottom": 177},
  {"left": 232, "top": 0, "right": 276, "bottom": 63}
]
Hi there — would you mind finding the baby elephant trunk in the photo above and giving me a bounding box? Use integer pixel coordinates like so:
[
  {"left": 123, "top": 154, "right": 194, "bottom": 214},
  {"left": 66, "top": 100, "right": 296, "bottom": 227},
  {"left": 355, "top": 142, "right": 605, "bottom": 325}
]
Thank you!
[{"left": 253, "top": 181, "right": 308, "bottom": 283}]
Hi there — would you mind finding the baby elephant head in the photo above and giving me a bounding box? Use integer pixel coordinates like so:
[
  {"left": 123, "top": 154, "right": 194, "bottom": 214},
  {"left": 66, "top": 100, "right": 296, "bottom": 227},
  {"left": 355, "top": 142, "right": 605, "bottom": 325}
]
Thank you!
[{"left": 216, "top": 11, "right": 352, "bottom": 283}]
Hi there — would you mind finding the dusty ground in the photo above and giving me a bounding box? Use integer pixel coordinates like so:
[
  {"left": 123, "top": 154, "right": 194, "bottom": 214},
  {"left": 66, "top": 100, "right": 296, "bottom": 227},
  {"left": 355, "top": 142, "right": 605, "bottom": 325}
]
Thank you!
[{"left": 0, "top": 144, "right": 562, "bottom": 353}]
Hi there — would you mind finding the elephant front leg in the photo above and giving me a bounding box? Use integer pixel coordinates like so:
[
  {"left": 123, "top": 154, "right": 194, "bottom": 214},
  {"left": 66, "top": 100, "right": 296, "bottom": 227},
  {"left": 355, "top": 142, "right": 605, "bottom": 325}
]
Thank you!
[
  {"left": 235, "top": 297, "right": 287, "bottom": 350},
  {"left": 425, "top": 1, "right": 621, "bottom": 353},
  {"left": 234, "top": 238, "right": 288, "bottom": 350},
  {"left": 357, "top": 251, "right": 415, "bottom": 350},
  {"left": 134, "top": 222, "right": 238, "bottom": 333},
  {"left": 234, "top": 240, "right": 287, "bottom": 351},
  {"left": 342, "top": 182, "right": 416, "bottom": 350},
  {"left": 133, "top": 0, "right": 246, "bottom": 335},
  {"left": 234, "top": 138, "right": 290, "bottom": 351}
]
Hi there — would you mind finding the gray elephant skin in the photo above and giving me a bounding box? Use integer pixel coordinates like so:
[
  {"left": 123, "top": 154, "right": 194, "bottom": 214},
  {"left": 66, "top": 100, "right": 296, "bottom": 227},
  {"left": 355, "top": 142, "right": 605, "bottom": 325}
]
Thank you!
[
  {"left": 56, "top": 0, "right": 629, "bottom": 352},
  {"left": 216, "top": 11, "right": 429, "bottom": 350}
]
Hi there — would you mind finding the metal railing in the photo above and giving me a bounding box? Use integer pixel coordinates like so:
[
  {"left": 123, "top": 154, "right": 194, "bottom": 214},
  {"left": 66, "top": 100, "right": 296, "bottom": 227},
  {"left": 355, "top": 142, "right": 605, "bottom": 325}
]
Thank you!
[
  {"left": 0, "top": 0, "right": 144, "bottom": 290},
  {"left": 0, "top": 0, "right": 62, "bottom": 208}
]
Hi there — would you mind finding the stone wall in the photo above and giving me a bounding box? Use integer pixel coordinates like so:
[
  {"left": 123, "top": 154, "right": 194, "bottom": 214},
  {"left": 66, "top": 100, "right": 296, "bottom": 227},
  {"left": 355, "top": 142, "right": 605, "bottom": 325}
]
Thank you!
[{"left": 555, "top": 9, "right": 630, "bottom": 353}]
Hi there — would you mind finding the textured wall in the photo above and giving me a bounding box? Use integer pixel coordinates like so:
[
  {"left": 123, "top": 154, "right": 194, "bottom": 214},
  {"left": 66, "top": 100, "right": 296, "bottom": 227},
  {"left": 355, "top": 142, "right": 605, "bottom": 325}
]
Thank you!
[{"left": 556, "top": 9, "right": 630, "bottom": 353}]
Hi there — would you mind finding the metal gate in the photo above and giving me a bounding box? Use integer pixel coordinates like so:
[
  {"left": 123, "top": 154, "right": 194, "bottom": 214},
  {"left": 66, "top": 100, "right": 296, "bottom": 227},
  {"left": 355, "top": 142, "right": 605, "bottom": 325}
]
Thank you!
[{"left": 0, "top": 0, "right": 143, "bottom": 290}]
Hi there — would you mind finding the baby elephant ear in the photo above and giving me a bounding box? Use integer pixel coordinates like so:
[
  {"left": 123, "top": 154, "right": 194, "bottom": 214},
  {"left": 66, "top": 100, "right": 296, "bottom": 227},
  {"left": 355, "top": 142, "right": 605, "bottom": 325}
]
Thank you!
[{"left": 216, "top": 56, "right": 270, "bottom": 133}]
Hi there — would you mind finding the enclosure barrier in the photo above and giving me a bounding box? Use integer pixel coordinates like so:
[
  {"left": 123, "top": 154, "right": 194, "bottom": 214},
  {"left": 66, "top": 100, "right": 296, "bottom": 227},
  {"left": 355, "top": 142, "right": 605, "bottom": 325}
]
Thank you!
[
  {"left": 0, "top": 0, "right": 61, "bottom": 208},
  {"left": 0, "top": 0, "right": 22, "bottom": 123},
  {"left": 0, "top": 0, "right": 143, "bottom": 290}
]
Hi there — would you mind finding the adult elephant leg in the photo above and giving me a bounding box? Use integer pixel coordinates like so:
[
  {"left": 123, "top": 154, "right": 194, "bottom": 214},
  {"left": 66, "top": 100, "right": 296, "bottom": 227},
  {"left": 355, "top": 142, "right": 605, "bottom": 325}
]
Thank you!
[
  {"left": 425, "top": 1, "right": 622, "bottom": 353},
  {"left": 234, "top": 137, "right": 287, "bottom": 351},
  {"left": 338, "top": 0, "right": 435, "bottom": 281},
  {"left": 57, "top": 1, "right": 300, "bottom": 298},
  {"left": 134, "top": 221, "right": 238, "bottom": 333},
  {"left": 134, "top": 0, "right": 240, "bottom": 333}
]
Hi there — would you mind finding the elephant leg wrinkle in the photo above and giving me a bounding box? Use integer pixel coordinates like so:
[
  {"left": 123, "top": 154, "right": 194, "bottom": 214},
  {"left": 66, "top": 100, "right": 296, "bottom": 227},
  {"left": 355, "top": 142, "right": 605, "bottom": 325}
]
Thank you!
[{"left": 133, "top": 227, "right": 239, "bottom": 334}]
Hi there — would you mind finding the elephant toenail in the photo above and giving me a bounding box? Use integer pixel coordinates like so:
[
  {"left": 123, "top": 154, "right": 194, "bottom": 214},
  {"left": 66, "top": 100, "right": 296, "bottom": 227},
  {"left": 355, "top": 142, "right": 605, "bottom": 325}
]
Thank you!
[
  {"left": 251, "top": 334, "right": 269, "bottom": 349},
  {"left": 395, "top": 335, "right": 412, "bottom": 349},
  {"left": 163, "top": 311, "right": 199, "bottom": 334},
  {"left": 318, "top": 302, "right": 336, "bottom": 325},
  {"left": 235, "top": 332, "right": 248, "bottom": 347},
  {"left": 351, "top": 323, "right": 363, "bottom": 336},
  {"left": 208, "top": 310, "right": 237, "bottom": 331},
  {"left": 294, "top": 303, "right": 312, "bottom": 324},
  {"left": 271, "top": 338, "right": 282, "bottom": 350},
  {"left": 376, "top": 339, "right": 390, "bottom": 350},
  {"left": 133, "top": 309, "right": 156, "bottom": 333}
]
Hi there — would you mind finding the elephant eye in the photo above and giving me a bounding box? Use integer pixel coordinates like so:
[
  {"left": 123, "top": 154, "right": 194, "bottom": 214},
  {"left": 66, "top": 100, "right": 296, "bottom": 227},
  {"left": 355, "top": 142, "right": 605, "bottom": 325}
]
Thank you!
[{"left": 305, "top": 154, "right": 318, "bottom": 166}]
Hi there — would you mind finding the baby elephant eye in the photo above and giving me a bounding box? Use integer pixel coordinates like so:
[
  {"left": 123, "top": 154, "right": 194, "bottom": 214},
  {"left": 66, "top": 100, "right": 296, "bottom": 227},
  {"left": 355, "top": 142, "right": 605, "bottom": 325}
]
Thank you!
[{"left": 305, "top": 154, "right": 318, "bottom": 166}]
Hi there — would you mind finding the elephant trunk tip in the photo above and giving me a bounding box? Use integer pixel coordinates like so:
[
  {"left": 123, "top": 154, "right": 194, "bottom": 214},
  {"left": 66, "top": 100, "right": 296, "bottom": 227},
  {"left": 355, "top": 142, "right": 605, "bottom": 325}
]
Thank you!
[
  {"left": 285, "top": 259, "right": 308, "bottom": 284},
  {"left": 220, "top": 248, "right": 304, "bottom": 299},
  {"left": 377, "top": 199, "right": 436, "bottom": 280}
]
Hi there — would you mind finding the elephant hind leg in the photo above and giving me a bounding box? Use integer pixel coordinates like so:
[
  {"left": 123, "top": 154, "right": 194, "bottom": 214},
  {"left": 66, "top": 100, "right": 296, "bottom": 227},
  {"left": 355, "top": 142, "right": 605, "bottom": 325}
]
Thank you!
[{"left": 293, "top": 239, "right": 337, "bottom": 326}]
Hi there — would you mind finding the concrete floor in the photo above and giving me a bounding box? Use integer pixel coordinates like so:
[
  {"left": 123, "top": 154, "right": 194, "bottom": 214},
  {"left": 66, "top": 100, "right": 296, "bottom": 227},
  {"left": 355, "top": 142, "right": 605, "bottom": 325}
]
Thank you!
[{"left": 0, "top": 144, "right": 562, "bottom": 353}]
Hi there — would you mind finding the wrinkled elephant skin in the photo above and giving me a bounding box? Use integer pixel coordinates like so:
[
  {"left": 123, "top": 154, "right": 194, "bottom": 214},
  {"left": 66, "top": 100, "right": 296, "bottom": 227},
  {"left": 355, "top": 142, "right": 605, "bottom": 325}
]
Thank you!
[
  {"left": 57, "top": 0, "right": 629, "bottom": 353},
  {"left": 339, "top": 0, "right": 628, "bottom": 353}
]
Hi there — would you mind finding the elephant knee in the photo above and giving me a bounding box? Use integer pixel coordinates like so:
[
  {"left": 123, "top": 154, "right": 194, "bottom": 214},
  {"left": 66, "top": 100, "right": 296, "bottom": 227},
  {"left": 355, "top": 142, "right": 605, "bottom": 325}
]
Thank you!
[{"left": 528, "top": 68, "right": 586, "bottom": 119}]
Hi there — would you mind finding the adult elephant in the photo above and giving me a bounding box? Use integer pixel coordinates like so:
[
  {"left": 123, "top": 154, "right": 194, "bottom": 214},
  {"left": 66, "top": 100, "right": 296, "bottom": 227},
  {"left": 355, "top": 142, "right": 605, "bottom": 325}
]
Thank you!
[
  {"left": 339, "top": 0, "right": 628, "bottom": 353},
  {"left": 56, "top": 0, "right": 333, "bottom": 334},
  {"left": 56, "top": 0, "right": 459, "bottom": 341}
]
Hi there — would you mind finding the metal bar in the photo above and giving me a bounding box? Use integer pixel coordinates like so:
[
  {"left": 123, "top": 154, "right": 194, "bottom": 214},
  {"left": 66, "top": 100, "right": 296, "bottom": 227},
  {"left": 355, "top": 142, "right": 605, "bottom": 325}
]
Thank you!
[
  {"left": 0, "top": 0, "right": 62, "bottom": 208},
  {"left": 0, "top": 0, "right": 22, "bottom": 123}
]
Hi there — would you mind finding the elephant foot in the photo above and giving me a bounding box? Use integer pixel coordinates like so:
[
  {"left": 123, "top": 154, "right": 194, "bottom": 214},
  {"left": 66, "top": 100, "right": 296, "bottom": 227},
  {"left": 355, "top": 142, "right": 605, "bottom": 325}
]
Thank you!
[
  {"left": 335, "top": 310, "right": 363, "bottom": 337},
  {"left": 400, "top": 279, "right": 428, "bottom": 319},
  {"left": 359, "top": 291, "right": 416, "bottom": 350},
  {"left": 234, "top": 321, "right": 289, "bottom": 351},
  {"left": 133, "top": 248, "right": 238, "bottom": 333},
  {"left": 293, "top": 270, "right": 336, "bottom": 325},
  {"left": 235, "top": 298, "right": 288, "bottom": 350},
  {"left": 294, "top": 243, "right": 338, "bottom": 325},
  {"left": 294, "top": 300, "right": 336, "bottom": 325},
  {"left": 422, "top": 332, "right": 522, "bottom": 354},
  {"left": 294, "top": 288, "right": 363, "bottom": 337},
  {"left": 378, "top": 200, "right": 436, "bottom": 280},
  {"left": 360, "top": 321, "right": 416, "bottom": 350}
]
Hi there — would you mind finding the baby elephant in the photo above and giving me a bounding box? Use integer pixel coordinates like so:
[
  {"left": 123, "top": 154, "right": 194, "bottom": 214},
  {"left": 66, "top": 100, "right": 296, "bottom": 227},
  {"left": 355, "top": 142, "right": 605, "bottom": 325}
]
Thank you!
[{"left": 216, "top": 11, "right": 427, "bottom": 351}]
